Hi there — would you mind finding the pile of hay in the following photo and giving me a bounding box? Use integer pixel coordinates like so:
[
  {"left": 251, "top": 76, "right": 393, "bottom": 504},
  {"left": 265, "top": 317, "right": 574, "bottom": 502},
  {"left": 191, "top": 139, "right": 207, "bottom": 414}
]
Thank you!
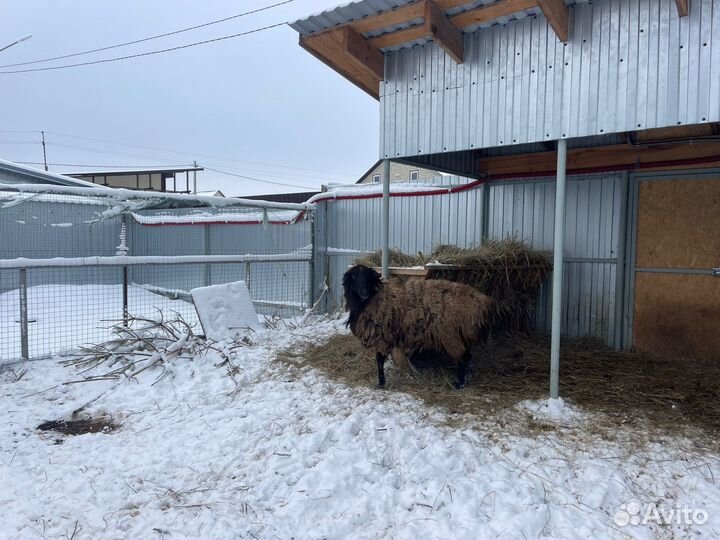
[
  {"left": 277, "top": 332, "right": 720, "bottom": 443},
  {"left": 354, "top": 238, "right": 552, "bottom": 332}
]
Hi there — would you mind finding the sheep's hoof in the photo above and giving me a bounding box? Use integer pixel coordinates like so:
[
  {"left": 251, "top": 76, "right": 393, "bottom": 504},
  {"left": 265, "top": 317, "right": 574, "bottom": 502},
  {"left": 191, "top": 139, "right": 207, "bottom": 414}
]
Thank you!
[
  {"left": 453, "top": 381, "right": 466, "bottom": 390},
  {"left": 376, "top": 382, "right": 386, "bottom": 389}
]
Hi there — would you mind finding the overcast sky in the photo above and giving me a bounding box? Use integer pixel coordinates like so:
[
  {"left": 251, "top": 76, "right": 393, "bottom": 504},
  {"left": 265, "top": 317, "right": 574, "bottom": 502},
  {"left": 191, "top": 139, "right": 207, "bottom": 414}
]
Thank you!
[{"left": 0, "top": 0, "right": 379, "bottom": 196}]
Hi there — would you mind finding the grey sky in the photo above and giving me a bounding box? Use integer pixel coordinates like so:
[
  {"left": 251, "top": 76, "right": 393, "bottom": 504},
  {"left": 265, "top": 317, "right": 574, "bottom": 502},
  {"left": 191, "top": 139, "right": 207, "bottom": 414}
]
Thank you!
[{"left": 0, "top": 0, "right": 378, "bottom": 196}]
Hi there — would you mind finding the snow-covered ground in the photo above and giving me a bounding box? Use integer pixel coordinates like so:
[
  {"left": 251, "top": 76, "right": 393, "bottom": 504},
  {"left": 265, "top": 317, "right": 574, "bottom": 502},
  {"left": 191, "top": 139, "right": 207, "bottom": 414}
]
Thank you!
[{"left": 1, "top": 318, "right": 719, "bottom": 539}]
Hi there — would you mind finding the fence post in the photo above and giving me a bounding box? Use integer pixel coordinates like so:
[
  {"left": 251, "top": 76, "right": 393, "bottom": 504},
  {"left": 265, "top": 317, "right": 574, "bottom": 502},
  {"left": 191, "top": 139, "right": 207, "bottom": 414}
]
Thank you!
[
  {"left": 245, "top": 262, "right": 251, "bottom": 288},
  {"left": 122, "top": 266, "right": 129, "bottom": 327},
  {"left": 116, "top": 221, "right": 130, "bottom": 327},
  {"left": 308, "top": 211, "right": 316, "bottom": 312},
  {"left": 19, "top": 268, "right": 29, "bottom": 360}
]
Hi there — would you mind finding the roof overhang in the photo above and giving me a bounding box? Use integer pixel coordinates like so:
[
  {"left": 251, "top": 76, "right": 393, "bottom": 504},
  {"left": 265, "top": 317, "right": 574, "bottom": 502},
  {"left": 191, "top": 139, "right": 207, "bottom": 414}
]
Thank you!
[
  {"left": 292, "top": 0, "right": 573, "bottom": 99},
  {"left": 292, "top": 0, "right": 690, "bottom": 100}
]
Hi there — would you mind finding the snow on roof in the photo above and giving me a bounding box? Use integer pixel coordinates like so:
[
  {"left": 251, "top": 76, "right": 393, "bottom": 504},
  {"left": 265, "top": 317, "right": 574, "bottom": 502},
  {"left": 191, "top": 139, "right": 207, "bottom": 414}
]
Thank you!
[
  {"left": 0, "top": 158, "right": 101, "bottom": 188},
  {"left": 131, "top": 207, "right": 302, "bottom": 226},
  {"left": 0, "top": 182, "right": 314, "bottom": 211}
]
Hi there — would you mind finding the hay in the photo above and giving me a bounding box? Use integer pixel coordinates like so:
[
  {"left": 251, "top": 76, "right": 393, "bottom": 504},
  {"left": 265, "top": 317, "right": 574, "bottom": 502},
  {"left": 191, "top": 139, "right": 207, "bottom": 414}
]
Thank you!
[
  {"left": 277, "top": 332, "right": 720, "bottom": 444},
  {"left": 353, "top": 238, "right": 553, "bottom": 332}
]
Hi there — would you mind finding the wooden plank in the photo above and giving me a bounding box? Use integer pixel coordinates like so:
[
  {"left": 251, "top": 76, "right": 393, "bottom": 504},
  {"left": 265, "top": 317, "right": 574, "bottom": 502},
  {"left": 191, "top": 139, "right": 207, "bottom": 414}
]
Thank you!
[
  {"left": 300, "top": 30, "right": 381, "bottom": 99},
  {"left": 424, "top": 0, "right": 464, "bottom": 63},
  {"left": 450, "top": 0, "right": 537, "bottom": 29},
  {"left": 633, "top": 123, "right": 715, "bottom": 142},
  {"left": 372, "top": 266, "right": 428, "bottom": 276},
  {"left": 636, "top": 178, "right": 720, "bottom": 269},
  {"left": 536, "top": 0, "right": 569, "bottom": 42},
  {"left": 675, "top": 0, "right": 689, "bottom": 16},
  {"left": 343, "top": 26, "right": 384, "bottom": 79},
  {"left": 634, "top": 273, "right": 720, "bottom": 357},
  {"left": 350, "top": 0, "right": 498, "bottom": 34},
  {"left": 350, "top": 2, "right": 426, "bottom": 34},
  {"left": 367, "top": 25, "right": 428, "bottom": 49}
]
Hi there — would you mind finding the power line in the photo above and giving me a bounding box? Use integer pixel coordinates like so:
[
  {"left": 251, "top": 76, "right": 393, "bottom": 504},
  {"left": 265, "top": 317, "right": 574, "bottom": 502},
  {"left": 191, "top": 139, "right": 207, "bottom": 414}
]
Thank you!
[
  {"left": 0, "top": 22, "right": 287, "bottom": 74},
  {"left": 204, "top": 166, "right": 317, "bottom": 190},
  {"left": 42, "top": 131, "right": 360, "bottom": 178},
  {"left": 17, "top": 161, "right": 192, "bottom": 169},
  {"left": 0, "top": 0, "right": 294, "bottom": 69}
]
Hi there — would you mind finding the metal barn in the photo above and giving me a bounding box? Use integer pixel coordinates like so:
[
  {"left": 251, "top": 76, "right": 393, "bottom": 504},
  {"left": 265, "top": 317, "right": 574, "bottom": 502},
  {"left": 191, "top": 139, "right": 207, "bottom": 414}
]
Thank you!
[{"left": 291, "top": 0, "right": 720, "bottom": 396}]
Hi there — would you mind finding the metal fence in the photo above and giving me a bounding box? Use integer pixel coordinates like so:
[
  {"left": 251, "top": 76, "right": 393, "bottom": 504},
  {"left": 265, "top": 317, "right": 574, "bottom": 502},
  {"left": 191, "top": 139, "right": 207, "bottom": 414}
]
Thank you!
[
  {"left": 0, "top": 255, "right": 311, "bottom": 361},
  {"left": 0, "top": 185, "right": 314, "bottom": 362}
]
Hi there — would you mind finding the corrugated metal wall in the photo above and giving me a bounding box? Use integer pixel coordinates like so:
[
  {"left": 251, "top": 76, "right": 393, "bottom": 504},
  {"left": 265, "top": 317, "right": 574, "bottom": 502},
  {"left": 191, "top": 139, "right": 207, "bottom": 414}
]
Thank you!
[
  {"left": 380, "top": 0, "right": 720, "bottom": 158},
  {"left": 0, "top": 197, "right": 312, "bottom": 314},
  {"left": 319, "top": 173, "right": 624, "bottom": 344}
]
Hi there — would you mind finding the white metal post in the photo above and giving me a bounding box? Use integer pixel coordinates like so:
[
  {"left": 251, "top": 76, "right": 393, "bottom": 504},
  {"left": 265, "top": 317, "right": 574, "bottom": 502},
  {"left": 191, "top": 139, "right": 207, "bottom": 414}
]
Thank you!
[
  {"left": 381, "top": 159, "right": 391, "bottom": 279},
  {"left": 19, "top": 268, "right": 29, "bottom": 360},
  {"left": 550, "top": 139, "right": 568, "bottom": 399}
]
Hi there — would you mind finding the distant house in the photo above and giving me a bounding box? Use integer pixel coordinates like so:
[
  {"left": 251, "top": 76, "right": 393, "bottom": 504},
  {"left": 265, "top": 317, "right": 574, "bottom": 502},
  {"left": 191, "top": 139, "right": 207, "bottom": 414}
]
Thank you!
[
  {"left": 0, "top": 158, "right": 99, "bottom": 188},
  {"left": 66, "top": 166, "right": 203, "bottom": 193},
  {"left": 242, "top": 191, "right": 319, "bottom": 204},
  {"left": 196, "top": 189, "right": 226, "bottom": 198},
  {"left": 357, "top": 159, "right": 443, "bottom": 184}
]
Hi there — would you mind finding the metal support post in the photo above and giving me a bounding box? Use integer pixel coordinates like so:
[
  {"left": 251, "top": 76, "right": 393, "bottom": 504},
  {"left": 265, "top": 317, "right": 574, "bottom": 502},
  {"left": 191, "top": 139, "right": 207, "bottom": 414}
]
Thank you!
[
  {"left": 381, "top": 159, "right": 391, "bottom": 279},
  {"left": 122, "top": 266, "right": 129, "bottom": 327},
  {"left": 550, "top": 139, "right": 568, "bottom": 399}
]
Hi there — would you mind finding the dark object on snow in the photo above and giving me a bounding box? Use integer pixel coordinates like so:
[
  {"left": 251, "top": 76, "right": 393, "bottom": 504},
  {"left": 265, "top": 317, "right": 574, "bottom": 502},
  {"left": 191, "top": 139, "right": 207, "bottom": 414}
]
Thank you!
[{"left": 37, "top": 417, "right": 117, "bottom": 436}]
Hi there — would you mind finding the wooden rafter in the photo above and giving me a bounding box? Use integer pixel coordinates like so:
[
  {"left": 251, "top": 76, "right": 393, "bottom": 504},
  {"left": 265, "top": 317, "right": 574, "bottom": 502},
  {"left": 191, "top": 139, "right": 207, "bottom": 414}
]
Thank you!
[
  {"left": 675, "top": 0, "right": 689, "bottom": 16},
  {"left": 450, "top": 0, "right": 537, "bottom": 28},
  {"left": 424, "top": 0, "right": 464, "bottom": 63},
  {"left": 343, "top": 26, "right": 384, "bottom": 79},
  {"left": 300, "top": 29, "right": 381, "bottom": 98},
  {"left": 536, "top": 0, "right": 569, "bottom": 42},
  {"left": 297, "top": 0, "right": 551, "bottom": 100}
]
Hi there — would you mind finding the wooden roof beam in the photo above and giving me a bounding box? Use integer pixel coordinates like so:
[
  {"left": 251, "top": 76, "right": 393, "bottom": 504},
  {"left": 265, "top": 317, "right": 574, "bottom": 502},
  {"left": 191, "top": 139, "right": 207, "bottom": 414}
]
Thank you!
[
  {"left": 424, "top": 0, "right": 464, "bottom": 63},
  {"left": 450, "top": 0, "right": 537, "bottom": 28},
  {"left": 675, "top": 0, "right": 689, "bottom": 16},
  {"left": 343, "top": 26, "right": 384, "bottom": 79},
  {"left": 536, "top": 0, "right": 568, "bottom": 42},
  {"left": 368, "top": 0, "right": 539, "bottom": 52}
]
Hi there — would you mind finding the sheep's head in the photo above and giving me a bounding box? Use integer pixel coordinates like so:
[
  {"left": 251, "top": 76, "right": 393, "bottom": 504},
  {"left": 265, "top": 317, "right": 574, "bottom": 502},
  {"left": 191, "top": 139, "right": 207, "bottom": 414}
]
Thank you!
[{"left": 342, "top": 265, "right": 383, "bottom": 320}]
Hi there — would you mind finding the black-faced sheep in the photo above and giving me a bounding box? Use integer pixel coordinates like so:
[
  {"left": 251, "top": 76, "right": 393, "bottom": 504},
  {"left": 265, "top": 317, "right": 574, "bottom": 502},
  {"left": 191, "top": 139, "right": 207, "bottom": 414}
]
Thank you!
[{"left": 342, "top": 264, "right": 493, "bottom": 389}]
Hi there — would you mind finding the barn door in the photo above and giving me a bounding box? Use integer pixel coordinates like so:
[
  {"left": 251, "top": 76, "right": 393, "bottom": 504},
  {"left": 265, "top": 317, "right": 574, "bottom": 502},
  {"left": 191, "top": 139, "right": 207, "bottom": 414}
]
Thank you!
[{"left": 630, "top": 174, "right": 720, "bottom": 357}]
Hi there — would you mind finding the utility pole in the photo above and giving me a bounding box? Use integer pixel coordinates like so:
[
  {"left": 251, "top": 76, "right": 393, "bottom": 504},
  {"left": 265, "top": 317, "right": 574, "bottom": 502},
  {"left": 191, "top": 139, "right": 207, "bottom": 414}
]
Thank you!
[
  {"left": 193, "top": 160, "right": 197, "bottom": 194},
  {"left": 41, "top": 131, "right": 48, "bottom": 171}
]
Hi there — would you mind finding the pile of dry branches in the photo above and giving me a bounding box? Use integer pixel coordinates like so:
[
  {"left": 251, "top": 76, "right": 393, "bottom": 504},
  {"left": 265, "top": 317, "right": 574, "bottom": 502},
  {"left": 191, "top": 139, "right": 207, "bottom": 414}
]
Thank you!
[{"left": 61, "top": 312, "right": 248, "bottom": 385}]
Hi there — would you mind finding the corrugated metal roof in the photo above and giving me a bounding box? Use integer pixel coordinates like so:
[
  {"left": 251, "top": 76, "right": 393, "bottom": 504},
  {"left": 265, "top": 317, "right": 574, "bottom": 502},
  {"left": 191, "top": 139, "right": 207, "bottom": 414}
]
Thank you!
[
  {"left": 291, "top": 0, "right": 590, "bottom": 51},
  {"left": 0, "top": 159, "right": 100, "bottom": 188}
]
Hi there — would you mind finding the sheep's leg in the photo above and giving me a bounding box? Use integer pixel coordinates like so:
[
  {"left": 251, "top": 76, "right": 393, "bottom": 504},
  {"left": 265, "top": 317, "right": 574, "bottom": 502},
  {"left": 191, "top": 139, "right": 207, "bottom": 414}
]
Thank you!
[
  {"left": 376, "top": 352, "right": 386, "bottom": 388},
  {"left": 454, "top": 349, "right": 471, "bottom": 390}
]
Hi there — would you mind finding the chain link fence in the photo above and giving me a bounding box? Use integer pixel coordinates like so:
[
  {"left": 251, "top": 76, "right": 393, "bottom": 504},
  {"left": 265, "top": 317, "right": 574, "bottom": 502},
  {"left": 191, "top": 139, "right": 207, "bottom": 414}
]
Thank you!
[{"left": 0, "top": 184, "right": 314, "bottom": 362}]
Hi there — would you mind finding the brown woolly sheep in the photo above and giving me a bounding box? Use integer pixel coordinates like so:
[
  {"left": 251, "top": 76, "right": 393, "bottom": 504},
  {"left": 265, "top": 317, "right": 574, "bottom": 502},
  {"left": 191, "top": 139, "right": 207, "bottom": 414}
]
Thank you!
[{"left": 342, "top": 264, "right": 493, "bottom": 389}]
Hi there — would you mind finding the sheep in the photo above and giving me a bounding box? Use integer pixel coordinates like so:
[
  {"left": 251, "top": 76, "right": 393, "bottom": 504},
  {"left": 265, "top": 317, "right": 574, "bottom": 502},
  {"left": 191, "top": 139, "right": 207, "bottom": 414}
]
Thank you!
[{"left": 342, "top": 264, "right": 493, "bottom": 389}]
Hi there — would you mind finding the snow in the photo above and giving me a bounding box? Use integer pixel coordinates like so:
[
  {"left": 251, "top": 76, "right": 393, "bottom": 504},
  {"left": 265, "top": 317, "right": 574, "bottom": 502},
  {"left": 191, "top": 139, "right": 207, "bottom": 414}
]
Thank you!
[
  {"left": 131, "top": 208, "right": 301, "bottom": 225},
  {"left": 0, "top": 284, "right": 199, "bottom": 361},
  {"left": 191, "top": 281, "right": 260, "bottom": 341},
  {"left": 49, "top": 223, "right": 73, "bottom": 228},
  {"left": 0, "top": 182, "right": 313, "bottom": 211},
  {"left": 308, "top": 182, "right": 452, "bottom": 203},
  {"left": 0, "top": 252, "right": 311, "bottom": 270},
  {"left": 1, "top": 319, "right": 719, "bottom": 539}
]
